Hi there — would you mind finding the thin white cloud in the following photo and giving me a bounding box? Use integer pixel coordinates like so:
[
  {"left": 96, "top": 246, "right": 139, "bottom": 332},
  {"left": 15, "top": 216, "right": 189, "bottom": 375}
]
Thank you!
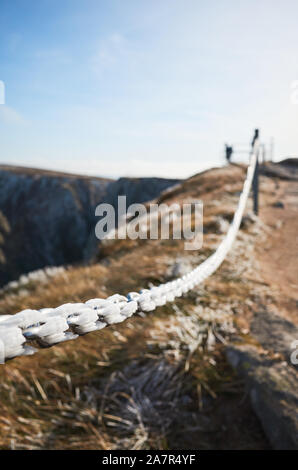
[
  {"left": 0, "top": 106, "right": 28, "bottom": 126},
  {"left": 34, "top": 48, "right": 71, "bottom": 64},
  {"left": 91, "top": 32, "right": 134, "bottom": 74},
  {"left": 114, "top": 121, "right": 210, "bottom": 142}
]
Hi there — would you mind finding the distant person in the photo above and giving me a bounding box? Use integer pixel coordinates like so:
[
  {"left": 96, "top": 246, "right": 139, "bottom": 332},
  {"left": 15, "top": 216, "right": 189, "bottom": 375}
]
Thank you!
[
  {"left": 225, "top": 144, "right": 233, "bottom": 163},
  {"left": 251, "top": 129, "right": 259, "bottom": 149}
]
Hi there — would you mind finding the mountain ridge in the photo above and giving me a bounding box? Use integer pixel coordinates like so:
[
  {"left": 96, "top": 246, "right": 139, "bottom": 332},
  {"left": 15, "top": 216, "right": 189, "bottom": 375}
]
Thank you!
[{"left": 0, "top": 165, "right": 180, "bottom": 287}]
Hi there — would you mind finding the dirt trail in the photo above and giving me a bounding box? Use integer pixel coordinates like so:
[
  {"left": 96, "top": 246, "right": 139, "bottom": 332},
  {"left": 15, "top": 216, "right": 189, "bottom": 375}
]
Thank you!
[
  {"left": 225, "top": 175, "right": 298, "bottom": 449},
  {"left": 256, "top": 178, "right": 298, "bottom": 323}
]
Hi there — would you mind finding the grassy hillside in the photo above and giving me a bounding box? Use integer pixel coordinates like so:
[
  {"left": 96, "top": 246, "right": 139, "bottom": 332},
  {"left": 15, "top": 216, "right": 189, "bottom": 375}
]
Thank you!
[{"left": 0, "top": 163, "right": 296, "bottom": 449}]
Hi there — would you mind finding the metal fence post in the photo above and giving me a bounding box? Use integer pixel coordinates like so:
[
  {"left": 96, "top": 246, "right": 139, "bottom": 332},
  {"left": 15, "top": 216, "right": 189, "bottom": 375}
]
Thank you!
[
  {"left": 252, "top": 153, "right": 259, "bottom": 215},
  {"left": 251, "top": 129, "right": 259, "bottom": 215}
]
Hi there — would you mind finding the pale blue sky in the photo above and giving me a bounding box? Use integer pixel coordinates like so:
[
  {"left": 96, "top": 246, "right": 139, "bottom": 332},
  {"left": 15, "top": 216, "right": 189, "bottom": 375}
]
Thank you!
[{"left": 0, "top": 0, "right": 298, "bottom": 178}]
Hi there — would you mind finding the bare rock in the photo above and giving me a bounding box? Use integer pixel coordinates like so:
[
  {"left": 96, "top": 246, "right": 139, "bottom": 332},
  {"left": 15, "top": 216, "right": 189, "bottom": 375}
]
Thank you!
[{"left": 226, "top": 343, "right": 298, "bottom": 449}]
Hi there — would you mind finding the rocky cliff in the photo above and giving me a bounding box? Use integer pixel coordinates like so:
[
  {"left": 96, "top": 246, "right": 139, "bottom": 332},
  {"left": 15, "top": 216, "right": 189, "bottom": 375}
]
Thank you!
[{"left": 0, "top": 165, "right": 179, "bottom": 287}]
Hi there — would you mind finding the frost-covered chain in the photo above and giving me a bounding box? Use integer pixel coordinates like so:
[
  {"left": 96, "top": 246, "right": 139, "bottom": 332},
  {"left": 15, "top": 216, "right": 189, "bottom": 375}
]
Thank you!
[{"left": 0, "top": 144, "right": 258, "bottom": 364}]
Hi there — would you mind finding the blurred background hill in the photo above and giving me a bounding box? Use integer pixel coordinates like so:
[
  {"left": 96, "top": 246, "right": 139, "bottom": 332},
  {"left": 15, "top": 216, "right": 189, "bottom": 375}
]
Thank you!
[{"left": 0, "top": 165, "right": 179, "bottom": 286}]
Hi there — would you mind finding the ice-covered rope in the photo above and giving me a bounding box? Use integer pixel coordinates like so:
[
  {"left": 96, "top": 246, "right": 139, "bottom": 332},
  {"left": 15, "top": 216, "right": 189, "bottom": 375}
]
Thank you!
[{"left": 0, "top": 144, "right": 258, "bottom": 364}]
